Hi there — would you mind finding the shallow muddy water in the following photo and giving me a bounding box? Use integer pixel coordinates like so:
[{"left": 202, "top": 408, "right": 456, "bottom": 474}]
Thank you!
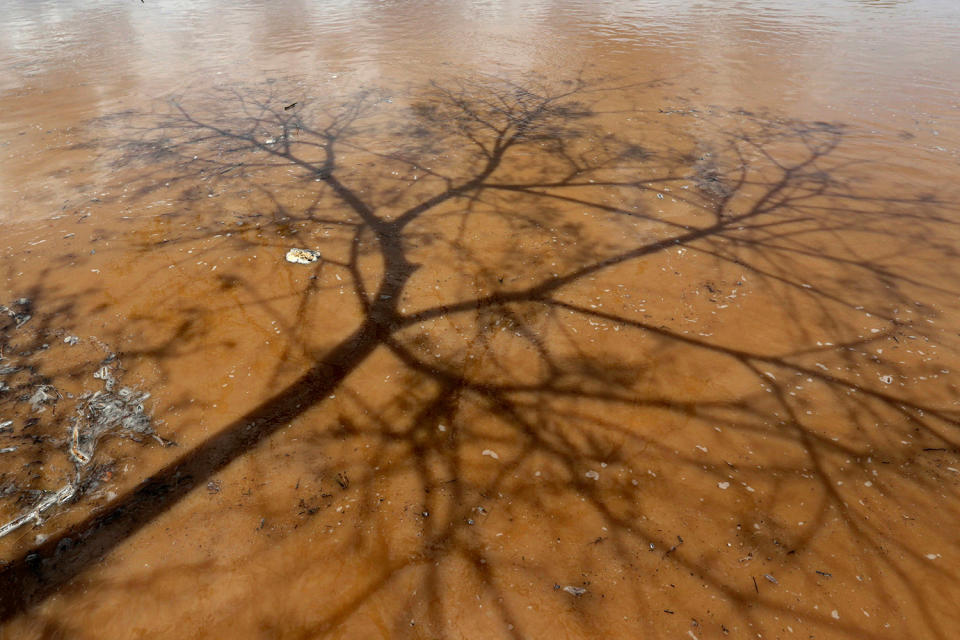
[{"left": 1, "top": 1, "right": 960, "bottom": 639}]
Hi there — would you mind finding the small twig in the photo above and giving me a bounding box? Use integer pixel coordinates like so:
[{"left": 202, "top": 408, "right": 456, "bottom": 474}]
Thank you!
[
  {"left": 70, "top": 423, "right": 91, "bottom": 465},
  {"left": 0, "top": 482, "right": 77, "bottom": 539}
]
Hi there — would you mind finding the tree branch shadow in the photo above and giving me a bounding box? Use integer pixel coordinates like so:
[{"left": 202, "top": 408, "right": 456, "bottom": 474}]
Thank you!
[{"left": 2, "top": 73, "right": 960, "bottom": 638}]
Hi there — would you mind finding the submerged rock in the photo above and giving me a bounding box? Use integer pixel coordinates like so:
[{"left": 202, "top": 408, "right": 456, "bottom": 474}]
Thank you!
[{"left": 285, "top": 248, "right": 321, "bottom": 264}]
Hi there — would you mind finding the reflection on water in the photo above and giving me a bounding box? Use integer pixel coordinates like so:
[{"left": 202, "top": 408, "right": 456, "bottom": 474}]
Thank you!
[
  {"left": 2, "top": 0, "right": 959, "bottom": 100},
  {"left": 0, "top": 0, "right": 956, "bottom": 218},
  {"left": 1, "top": 1, "right": 959, "bottom": 639}
]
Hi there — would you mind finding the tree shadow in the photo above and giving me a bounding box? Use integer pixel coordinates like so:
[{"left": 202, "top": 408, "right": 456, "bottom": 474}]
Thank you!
[{"left": 2, "top": 74, "right": 960, "bottom": 638}]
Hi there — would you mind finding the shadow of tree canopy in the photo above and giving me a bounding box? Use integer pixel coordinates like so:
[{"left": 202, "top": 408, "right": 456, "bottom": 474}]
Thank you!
[{"left": 2, "top": 74, "right": 960, "bottom": 638}]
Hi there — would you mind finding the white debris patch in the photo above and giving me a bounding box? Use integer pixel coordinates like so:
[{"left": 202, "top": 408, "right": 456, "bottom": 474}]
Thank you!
[
  {"left": 0, "top": 483, "right": 77, "bottom": 539},
  {"left": 285, "top": 248, "right": 321, "bottom": 264},
  {"left": 71, "top": 387, "right": 157, "bottom": 465},
  {"left": 0, "top": 303, "right": 169, "bottom": 541}
]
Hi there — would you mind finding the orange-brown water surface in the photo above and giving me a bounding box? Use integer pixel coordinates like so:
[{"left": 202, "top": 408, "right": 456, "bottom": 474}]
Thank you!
[{"left": 2, "top": 1, "right": 960, "bottom": 638}]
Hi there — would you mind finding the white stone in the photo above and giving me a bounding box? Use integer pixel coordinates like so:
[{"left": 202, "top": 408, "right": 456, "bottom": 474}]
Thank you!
[{"left": 285, "top": 248, "right": 321, "bottom": 264}]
